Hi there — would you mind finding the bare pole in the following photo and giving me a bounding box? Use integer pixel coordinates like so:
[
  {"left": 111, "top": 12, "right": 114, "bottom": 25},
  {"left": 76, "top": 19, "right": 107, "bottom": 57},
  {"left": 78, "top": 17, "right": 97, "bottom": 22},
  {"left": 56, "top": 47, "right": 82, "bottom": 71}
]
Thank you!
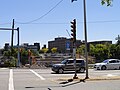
[
  {"left": 17, "top": 27, "right": 20, "bottom": 67},
  {"left": 83, "top": 0, "right": 89, "bottom": 79},
  {"left": 11, "top": 19, "right": 14, "bottom": 48}
]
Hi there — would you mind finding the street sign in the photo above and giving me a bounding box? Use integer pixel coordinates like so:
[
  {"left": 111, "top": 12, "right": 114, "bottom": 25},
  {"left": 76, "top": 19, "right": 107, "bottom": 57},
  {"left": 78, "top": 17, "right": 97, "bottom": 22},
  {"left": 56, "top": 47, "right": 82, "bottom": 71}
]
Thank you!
[{"left": 66, "top": 42, "right": 70, "bottom": 50}]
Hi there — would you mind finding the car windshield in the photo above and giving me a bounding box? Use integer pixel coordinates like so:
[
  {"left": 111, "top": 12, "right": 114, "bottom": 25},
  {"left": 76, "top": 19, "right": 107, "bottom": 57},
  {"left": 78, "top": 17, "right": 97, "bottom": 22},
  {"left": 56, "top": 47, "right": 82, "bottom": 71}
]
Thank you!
[
  {"left": 102, "top": 60, "right": 109, "bottom": 63},
  {"left": 61, "top": 60, "right": 67, "bottom": 64}
]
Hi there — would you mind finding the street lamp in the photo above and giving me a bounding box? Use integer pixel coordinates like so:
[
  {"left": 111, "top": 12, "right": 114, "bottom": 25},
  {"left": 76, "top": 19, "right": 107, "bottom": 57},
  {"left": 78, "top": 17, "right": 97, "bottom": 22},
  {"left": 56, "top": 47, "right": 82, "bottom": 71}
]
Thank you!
[{"left": 83, "top": 0, "right": 89, "bottom": 79}]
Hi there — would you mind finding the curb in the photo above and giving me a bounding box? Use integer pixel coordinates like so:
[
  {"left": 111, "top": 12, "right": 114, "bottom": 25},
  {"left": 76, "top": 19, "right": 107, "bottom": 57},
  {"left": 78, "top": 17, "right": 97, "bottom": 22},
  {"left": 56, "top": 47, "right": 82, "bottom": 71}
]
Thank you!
[{"left": 57, "top": 76, "right": 120, "bottom": 83}]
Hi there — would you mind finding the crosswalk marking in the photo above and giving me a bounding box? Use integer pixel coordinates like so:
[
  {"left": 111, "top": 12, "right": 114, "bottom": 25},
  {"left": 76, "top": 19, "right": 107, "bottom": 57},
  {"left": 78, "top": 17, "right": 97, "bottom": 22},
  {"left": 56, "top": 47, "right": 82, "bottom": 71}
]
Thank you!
[{"left": 30, "top": 69, "right": 45, "bottom": 80}]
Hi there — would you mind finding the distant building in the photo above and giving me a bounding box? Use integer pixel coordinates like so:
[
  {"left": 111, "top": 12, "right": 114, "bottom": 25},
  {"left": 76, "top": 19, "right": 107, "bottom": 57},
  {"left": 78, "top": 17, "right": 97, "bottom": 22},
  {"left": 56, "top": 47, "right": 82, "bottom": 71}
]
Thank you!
[
  {"left": 42, "top": 44, "right": 46, "bottom": 49},
  {"left": 3, "top": 42, "right": 40, "bottom": 52},
  {"left": 48, "top": 37, "right": 82, "bottom": 53},
  {"left": 22, "top": 43, "right": 40, "bottom": 51},
  {"left": 88, "top": 40, "right": 112, "bottom": 46},
  {"left": 4, "top": 43, "right": 10, "bottom": 50},
  {"left": 34, "top": 43, "right": 40, "bottom": 51}
]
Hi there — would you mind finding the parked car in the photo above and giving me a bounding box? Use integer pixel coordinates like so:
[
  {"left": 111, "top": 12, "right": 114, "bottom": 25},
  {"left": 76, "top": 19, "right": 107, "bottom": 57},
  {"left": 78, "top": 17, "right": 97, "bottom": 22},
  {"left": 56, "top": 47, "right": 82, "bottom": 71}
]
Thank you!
[
  {"left": 51, "top": 58, "right": 85, "bottom": 74},
  {"left": 94, "top": 59, "right": 120, "bottom": 70}
]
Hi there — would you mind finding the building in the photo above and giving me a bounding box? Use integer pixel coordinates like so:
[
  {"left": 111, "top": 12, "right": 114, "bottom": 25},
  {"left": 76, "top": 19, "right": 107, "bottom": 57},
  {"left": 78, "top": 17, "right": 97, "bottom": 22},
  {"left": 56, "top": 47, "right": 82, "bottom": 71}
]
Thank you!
[
  {"left": 21, "top": 43, "right": 40, "bottom": 51},
  {"left": 34, "top": 43, "right": 40, "bottom": 51},
  {"left": 4, "top": 43, "right": 10, "bottom": 50},
  {"left": 48, "top": 37, "right": 82, "bottom": 53},
  {"left": 88, "top": 40, "right": 112, "bottom": 46},
  {"left": 3, "top": 42, "right": 40, "bottom": 52}
]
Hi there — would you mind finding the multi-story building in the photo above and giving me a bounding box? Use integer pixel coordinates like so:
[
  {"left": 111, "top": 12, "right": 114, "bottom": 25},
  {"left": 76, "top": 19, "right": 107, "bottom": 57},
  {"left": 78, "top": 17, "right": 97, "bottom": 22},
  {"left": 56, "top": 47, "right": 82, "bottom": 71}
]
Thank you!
[{"left": 48, "top": 37, "right": 82, "bottom": 53}]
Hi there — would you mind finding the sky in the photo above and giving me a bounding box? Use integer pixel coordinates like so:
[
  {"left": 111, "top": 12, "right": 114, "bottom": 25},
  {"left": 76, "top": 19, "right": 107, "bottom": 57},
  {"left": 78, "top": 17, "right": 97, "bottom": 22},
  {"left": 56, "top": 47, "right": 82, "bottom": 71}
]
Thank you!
[{"left": 0, "top": 0, "right": 120, "bottom": 48}]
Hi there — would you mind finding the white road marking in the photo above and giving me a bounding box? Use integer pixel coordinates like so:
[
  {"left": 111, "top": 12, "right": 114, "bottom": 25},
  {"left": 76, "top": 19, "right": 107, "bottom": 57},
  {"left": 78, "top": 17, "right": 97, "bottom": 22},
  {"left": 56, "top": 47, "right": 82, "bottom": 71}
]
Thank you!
[
  {"left": 9, "top": 69, "right": 14, "bottom": 90},
  {"left": 106, "top": 74, "right": 118, "bottom": 77},
  {"left": 0, "top": 68, "right": 8, "bottom": 70},
  {"left": 30, "top": 69, "right": 45, "bottom": 80}
]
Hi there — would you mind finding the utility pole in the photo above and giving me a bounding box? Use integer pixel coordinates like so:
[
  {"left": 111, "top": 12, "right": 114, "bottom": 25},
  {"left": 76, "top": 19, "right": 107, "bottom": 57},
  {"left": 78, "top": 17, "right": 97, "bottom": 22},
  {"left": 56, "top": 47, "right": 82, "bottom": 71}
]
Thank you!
[
  {"left": 11, "top": 19, "right": 14, "bottom": 48},
  {"left": 83, "top": 0, "right": 89, "bottom": 79},
  {"left": 17, "top": 27, "right": 20, "bottom": 67},
  {"left": 11, "top": 19, "right": 14, "bottom": 56},
  {"left": 71, "top": 0, "right": 89, "bottom": 79}
]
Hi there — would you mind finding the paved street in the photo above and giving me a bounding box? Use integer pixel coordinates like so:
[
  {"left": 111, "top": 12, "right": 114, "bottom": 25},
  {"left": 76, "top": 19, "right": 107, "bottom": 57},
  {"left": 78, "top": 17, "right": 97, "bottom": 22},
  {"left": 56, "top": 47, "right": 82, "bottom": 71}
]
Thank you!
[{"left": 0, "top": 68, "right": 120, "bottom": 90}]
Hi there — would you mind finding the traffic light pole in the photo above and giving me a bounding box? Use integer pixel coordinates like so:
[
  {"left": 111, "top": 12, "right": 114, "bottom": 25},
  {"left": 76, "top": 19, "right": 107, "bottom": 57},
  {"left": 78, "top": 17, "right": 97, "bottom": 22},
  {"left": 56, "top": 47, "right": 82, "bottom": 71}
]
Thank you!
[
  {"left": 73, "top": 43, "right": 78, "bottom": 79},
  {"left": 83, "top": 0, "right": 89, "bottom": 79},
  {"left": 70, "top": 19, "right": 78, "bottom": 79}
]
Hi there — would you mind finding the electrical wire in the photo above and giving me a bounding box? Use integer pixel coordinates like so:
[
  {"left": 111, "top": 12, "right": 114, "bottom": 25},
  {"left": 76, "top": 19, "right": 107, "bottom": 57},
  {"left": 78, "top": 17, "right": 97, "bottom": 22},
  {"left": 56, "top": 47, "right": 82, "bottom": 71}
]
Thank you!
[
  {"left": 16, "top": 0, "right": 64, "bottom": 24},
  {"left": 15, "top": 20, "right": 120, "bottom": 25},
  {"left": 1, "top": 20, "right": 120, "bottom": 25}
]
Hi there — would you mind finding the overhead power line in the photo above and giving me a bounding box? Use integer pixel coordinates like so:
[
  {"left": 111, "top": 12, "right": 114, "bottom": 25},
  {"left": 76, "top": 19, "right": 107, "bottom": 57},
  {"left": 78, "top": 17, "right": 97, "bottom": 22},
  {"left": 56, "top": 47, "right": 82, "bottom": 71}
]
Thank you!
[
  {"left": 16, "top": 0, "right": 64, "bottom": 24},
  {"left": 1, "top": 20, "right": 120, "bottom": 25},
  {"left": 16, "top": 20, "right": 120, "bottom": 25}
]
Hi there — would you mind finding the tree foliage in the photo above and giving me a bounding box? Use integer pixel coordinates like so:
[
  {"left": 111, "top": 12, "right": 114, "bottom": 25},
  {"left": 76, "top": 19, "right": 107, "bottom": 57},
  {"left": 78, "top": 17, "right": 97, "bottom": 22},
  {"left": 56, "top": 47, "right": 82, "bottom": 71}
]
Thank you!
[
  {"left": 41, "top": 48, "right": 48, "bottom": 53},
  {"left": 77, "top": 43, "right": 120, "bottom": 63},
  {"left": 51, "top": 47, "right": 57, "bottom": 53},
  {"left": 101, "top": 0, "right": 113, "bottom": 6},
  {"left": 3, "top": 48, "right": 39, "bottom": 66}
]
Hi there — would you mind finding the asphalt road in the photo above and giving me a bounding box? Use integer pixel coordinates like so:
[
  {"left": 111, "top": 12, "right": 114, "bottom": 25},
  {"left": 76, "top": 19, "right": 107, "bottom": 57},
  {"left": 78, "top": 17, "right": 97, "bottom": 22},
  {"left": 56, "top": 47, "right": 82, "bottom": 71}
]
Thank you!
[{"left": 0, "top": 68, "right": 120, "bottom": 90}]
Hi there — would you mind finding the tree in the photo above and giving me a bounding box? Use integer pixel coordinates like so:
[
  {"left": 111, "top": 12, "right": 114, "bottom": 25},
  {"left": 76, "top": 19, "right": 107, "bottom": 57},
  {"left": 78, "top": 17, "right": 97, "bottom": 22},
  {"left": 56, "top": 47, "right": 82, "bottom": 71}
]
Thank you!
[
  {"left": 92, "top": 44, "right": 110, "bottom": 61},
  {"left": 116, "top": 45, "right": 120, "bottom": 59},
  {"left": 109, "top": 44, "right": 117, "bottom": 58},
  {"left": 51, "top": 48, "right": 57, "bottom": 53},
  {"left": 89, "top": 44, "right": 95, "bottom": 56},
  {"left": 76, "top": 45, "right": 85, "bottom": 56},
  {"left": 41, "top": 48, "right": 48, "bottom": 53},
  {"left": 3, "top": 50, "right": 11, "bottom": 58},
  {"left": 101, "top": 0, "right": 113, "bottom": 6}
]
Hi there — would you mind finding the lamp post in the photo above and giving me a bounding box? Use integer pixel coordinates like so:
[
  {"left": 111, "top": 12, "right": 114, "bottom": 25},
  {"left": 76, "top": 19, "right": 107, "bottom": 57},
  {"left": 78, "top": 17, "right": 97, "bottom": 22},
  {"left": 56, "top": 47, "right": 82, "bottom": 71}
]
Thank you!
[{"left": 83, "top": 0, "right": 89, "bottom": 79}]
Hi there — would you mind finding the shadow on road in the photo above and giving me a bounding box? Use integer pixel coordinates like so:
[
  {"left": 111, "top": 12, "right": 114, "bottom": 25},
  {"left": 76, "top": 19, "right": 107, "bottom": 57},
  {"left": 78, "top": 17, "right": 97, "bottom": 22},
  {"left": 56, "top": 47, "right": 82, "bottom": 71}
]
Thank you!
[{"left": 51, "top": 71, "right": 85, "bottom": 74}]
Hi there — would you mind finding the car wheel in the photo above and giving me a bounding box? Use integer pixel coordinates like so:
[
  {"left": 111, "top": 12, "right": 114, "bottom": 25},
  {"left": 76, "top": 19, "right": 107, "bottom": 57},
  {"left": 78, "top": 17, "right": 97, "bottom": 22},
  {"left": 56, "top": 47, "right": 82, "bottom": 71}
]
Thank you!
[
  {"left": 58, "top": 68, "right": 64, "bottom": 74},
  {"left": 101, "top": 65, "right": 106, "bottom": 70},
  {"left": 79, "top": 67, "right": 85, "bottom": 73}
]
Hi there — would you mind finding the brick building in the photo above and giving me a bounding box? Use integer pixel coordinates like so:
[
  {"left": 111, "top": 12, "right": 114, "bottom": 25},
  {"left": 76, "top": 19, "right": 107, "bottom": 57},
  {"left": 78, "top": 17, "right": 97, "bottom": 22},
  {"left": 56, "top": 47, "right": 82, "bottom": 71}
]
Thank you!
[{"left": 48, "top": 37, "right": 82, "bottom": 53}]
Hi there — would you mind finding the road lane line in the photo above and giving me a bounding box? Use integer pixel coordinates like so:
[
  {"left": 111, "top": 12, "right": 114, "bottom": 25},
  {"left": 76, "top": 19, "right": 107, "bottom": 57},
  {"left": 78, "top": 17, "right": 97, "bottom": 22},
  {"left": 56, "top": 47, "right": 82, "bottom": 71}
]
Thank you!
[
  {"left": 9, "top": 69, "right": 14, "bottom": 90},
  {"left": 29, "top": 69, "right": 45, "bottom": 80}
]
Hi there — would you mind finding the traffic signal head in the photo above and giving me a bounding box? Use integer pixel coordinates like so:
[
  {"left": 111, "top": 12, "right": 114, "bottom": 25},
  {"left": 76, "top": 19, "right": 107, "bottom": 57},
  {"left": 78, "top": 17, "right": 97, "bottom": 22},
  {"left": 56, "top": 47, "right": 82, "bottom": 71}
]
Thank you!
[{"left": 71, "top": 19, "right": 76, "bottom": 43}]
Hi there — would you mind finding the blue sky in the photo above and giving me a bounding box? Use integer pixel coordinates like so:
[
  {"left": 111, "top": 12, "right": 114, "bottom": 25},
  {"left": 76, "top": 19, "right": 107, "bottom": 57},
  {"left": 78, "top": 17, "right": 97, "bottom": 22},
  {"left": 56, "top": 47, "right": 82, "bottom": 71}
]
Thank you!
[{"left": 0, "top": 0, "right": 120, "bottom": 48}]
